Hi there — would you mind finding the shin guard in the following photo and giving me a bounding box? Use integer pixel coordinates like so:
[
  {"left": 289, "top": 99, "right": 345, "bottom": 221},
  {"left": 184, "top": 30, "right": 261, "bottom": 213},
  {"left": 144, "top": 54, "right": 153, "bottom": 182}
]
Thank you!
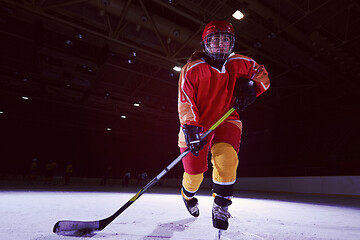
[
  {"left": 181, "top": 172, "right": 204, "bottom": 200},
  {"left": 211, "top": 143, "right": 238, "bottom": 198}
]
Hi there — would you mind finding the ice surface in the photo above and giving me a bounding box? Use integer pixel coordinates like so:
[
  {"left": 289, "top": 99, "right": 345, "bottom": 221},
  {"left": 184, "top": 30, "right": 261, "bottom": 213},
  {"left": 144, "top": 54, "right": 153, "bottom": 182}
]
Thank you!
[{"left": 0, "top": 185, "right": 360, "bottom": 240}]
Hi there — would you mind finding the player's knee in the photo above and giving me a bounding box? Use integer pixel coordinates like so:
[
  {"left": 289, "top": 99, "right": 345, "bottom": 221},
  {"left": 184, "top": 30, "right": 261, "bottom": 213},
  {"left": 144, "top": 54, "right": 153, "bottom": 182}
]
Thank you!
[
  {"left": 211, "top": 143, "right": 238, "bottom": 168},
  {"left": 211, "top": 143, "right": 238, "bottom": 182},
  {"left": 182, "top": 172, "right": 204, "bottom": 192}
]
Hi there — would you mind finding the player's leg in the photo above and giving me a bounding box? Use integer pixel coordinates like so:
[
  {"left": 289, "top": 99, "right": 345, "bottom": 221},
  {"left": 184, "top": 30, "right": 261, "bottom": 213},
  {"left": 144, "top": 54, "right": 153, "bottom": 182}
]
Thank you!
[
  {"left": 210, "top": 121, "right": 241, "bottom": 230},
  {"left": 180, "top": 144, "right": 209, "bottom": 217}
]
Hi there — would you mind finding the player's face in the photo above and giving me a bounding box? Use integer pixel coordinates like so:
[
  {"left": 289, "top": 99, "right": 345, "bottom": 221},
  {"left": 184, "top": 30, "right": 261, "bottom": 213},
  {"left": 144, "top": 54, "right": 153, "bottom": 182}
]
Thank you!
[{"left": 209, "top": 34, "right": 231, "bottom": 53}]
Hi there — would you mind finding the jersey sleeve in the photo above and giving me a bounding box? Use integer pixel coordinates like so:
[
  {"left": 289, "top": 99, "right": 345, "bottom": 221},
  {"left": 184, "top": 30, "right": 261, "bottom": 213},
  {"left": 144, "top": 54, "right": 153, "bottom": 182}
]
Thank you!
[
  {"left": 178, "top": 61, "right": 202, "bottom": 127},
  {"left": 229, "top": 54, "right": 270, "bottom": 97}
]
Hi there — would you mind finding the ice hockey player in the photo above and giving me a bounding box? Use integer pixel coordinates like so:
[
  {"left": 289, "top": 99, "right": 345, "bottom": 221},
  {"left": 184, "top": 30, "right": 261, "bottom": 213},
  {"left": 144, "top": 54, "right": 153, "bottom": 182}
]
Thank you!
[{"left": 177, "top": 20, "right": 270, "bottom": 230}]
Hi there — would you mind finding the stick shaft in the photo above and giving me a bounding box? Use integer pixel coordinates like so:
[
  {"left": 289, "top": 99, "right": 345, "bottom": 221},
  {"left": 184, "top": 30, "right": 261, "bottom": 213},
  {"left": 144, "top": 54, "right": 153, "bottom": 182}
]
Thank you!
[
  {"left": 101, "top": 107, "right": 236, "bottom": 228},
  {"left": 54, "top": 107, "right": 237, "bottom": 233}
]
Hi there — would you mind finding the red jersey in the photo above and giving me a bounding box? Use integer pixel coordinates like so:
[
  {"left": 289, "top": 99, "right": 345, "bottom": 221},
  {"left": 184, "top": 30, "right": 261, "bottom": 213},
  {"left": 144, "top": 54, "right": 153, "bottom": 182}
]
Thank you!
[{"left": 178, "top": 53, "right": 270, "bottom": 133}]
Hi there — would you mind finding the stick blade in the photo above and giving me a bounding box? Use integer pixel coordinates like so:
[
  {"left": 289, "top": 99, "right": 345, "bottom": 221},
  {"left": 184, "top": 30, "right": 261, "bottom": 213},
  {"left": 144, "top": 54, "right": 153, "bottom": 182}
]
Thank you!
[{"left": 53, "top": 220, "right": 100, "bottom": 237}]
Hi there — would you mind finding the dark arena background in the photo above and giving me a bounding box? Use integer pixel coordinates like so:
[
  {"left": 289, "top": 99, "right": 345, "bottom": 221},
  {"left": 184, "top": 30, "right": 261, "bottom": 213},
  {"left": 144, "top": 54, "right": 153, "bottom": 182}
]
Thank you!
[
  {"left": 1, "top": 0, "right": 359, "bottom": 179},
  {"left": 1, "top": 1, "right": 360, "bottom": 240}
]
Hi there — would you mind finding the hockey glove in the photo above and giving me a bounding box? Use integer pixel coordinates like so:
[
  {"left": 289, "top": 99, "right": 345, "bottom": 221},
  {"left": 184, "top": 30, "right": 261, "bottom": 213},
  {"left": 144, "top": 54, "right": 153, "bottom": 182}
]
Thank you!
[
  {"left": 182, "top": 124, "right": 207, "bottom": 156},
  {"left": 233, "top": 78, "right": 257, "bottom": 111}
]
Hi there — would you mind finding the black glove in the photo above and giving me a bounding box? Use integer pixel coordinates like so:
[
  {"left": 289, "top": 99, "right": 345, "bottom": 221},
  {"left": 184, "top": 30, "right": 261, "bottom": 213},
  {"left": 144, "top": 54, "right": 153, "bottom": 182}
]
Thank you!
[
  {"left": 233, "top": 78, "right": 257, "bottom": 111},
  {"left": 182, "top": 125, "right": 207, "bottom": 156}
]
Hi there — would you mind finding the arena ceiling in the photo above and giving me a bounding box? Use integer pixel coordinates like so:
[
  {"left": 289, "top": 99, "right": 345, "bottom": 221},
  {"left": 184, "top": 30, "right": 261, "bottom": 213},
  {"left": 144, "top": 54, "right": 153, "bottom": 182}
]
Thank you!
[{"left": 1, "top": 0, "right": 359, "bottom": 141}]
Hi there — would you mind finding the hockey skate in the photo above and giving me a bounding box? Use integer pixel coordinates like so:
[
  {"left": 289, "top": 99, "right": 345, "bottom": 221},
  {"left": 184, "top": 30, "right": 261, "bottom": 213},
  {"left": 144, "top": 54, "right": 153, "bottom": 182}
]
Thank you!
[
  {"left": 212, "top": 196, "right": 232, "bottom": 230},
  {"left": 183, "top": 197, "right": 200, "bottom": 217}
]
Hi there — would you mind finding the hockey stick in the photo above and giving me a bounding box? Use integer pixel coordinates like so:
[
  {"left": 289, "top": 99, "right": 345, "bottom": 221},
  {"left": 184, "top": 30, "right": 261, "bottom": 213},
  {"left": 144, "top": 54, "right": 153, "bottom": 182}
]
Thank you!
[{"left": 53, "top": 107, "right": 236, "bottom": 236}]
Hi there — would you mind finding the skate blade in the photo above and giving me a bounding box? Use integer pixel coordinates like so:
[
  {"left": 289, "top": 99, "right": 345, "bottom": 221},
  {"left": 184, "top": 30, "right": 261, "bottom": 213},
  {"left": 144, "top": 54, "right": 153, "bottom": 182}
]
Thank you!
[
  {"left": 215, "top": 229, "right": 231, "bottom": 240},
  {"left": 215, "top": 229, "right": 223, "bottom": 239}
]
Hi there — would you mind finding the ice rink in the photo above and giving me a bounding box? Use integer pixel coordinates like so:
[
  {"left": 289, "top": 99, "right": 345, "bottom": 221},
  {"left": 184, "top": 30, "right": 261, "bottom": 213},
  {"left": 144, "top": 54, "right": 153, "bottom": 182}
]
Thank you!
[{"left": 1, "top": 181, "right": 360, "bottom": 240}]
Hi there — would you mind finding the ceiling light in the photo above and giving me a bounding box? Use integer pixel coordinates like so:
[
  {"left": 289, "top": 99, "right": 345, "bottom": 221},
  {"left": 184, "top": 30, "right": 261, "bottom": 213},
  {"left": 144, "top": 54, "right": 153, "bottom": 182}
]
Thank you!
[
  {"left": 121, "top": 115, "right": 126, "bottom": 119},
  {"left": 106, "top": 128, "right": 111, "bottom": 131},
  {"left": 173, "top": 66, "right": 181, "bottom": 72},
  {"left": 0, "top": 111, "right": 3, "bottom": 114},
  {"left": 253, "top": 41, "right": 262, "bottom": 48},
  {"left": 65, "top": 40, "right": 73, "bottom": 46},
  {"left": 128, "top": 59, "right": 132, "bottom": 64},
  {"left": 232, "top": 10, "right": 244, "bottom": 20},
  {"left": 134, "top": 103, "right": 140, "bottom": 107},
  {"left": 75, "top": 33, "right": 84, "bottom": 39},
  {"left": 268, "top": 32, "right": 277, "bottom": 39},
  {"left": 22, "top": 96, "right": 29, "bottom": 100}
]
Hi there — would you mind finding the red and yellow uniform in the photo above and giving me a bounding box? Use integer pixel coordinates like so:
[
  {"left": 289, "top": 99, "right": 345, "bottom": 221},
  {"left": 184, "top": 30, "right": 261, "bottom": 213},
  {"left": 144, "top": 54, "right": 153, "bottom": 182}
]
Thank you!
[
  {"left": 178, "top": 53, "right": 269, "bottom": 199},
  {"left": 178, "top": 53, "right": 269, "bottom": 132}
]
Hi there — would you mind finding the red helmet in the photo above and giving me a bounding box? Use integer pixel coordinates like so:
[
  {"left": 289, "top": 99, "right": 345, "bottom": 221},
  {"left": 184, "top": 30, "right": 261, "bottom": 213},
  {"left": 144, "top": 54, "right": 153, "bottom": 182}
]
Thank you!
[
  {"left": 202, "top": 21, "right": 235, "bottom": 61},
  {"left": 202, "top": 20, "right": 235, "bottom": 41}
]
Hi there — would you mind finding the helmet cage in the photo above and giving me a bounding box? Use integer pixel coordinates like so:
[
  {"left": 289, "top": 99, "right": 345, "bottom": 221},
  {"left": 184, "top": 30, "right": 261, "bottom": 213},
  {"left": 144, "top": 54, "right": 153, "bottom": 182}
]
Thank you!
[{"left": 202, "top": 31, "right": 235, "bottom": 61}]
